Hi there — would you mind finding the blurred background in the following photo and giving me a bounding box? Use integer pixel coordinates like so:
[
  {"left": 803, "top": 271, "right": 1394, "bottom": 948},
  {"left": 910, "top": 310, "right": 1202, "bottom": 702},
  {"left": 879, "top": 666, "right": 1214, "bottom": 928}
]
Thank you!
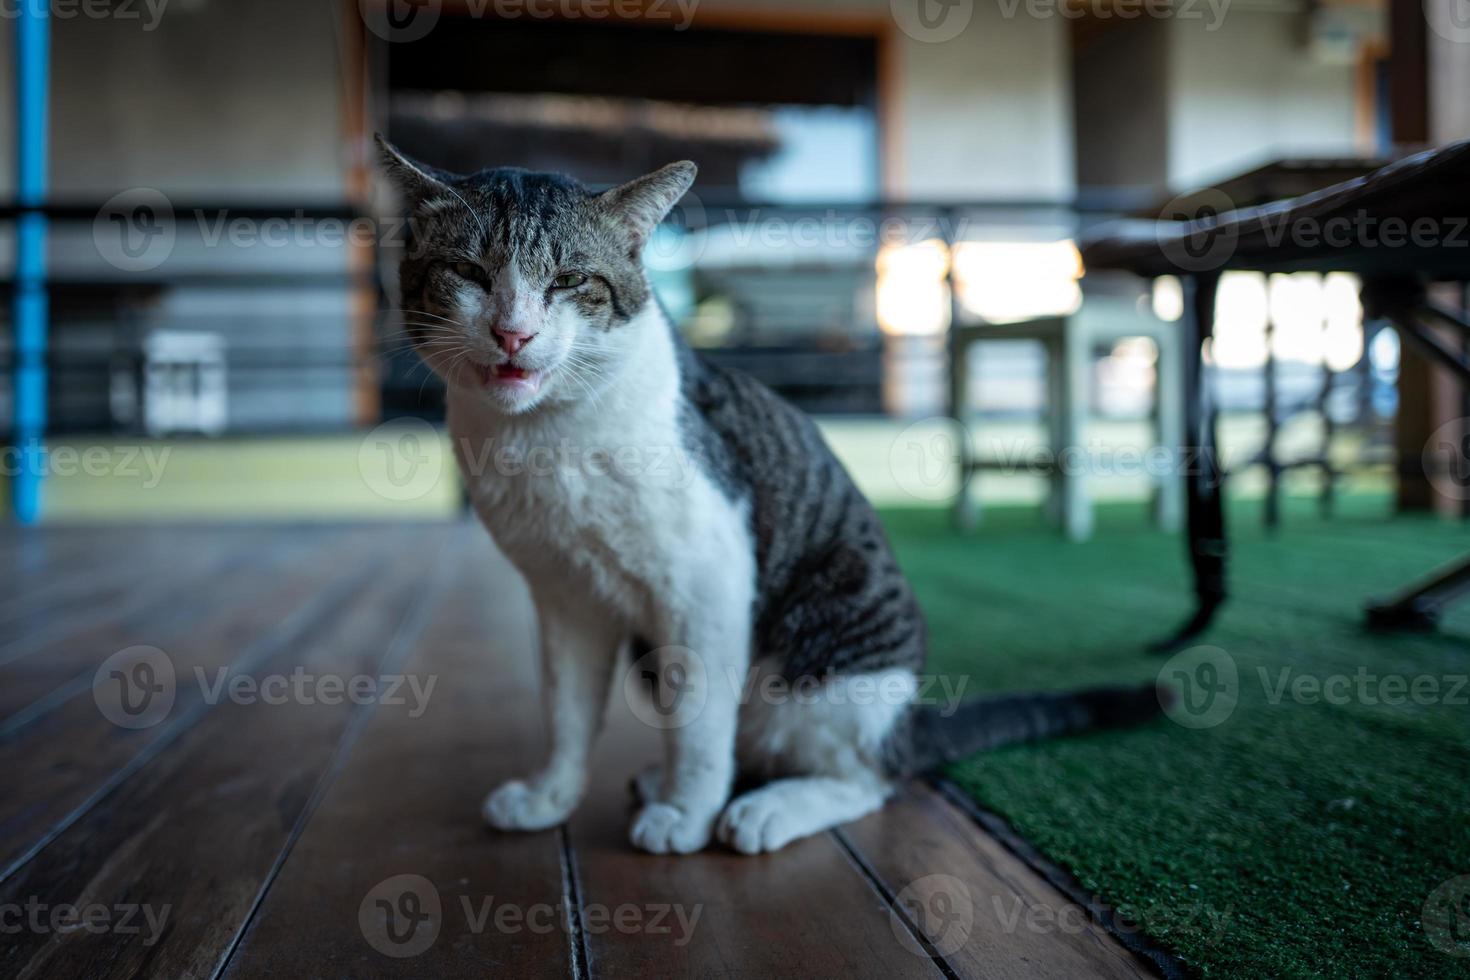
[{"left": 1, "top": 0, "right": 1464, "bottom": 523}]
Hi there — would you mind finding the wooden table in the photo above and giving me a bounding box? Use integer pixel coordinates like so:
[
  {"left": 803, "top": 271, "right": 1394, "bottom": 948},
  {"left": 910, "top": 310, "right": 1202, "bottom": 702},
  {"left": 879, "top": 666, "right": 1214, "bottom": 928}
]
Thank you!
[{"left": 1081, "top": 139, "right": 1470, "bottom": 645}]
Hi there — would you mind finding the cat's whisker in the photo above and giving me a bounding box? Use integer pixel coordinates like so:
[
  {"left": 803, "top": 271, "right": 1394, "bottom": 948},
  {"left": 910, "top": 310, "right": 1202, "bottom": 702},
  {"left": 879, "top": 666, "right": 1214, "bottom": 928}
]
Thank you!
[
  {"left": 380, "top": 324, "right": 465, "bottom": 342},
  {"left": 558, "top": 362, "right": 601, "bottom": 411},
  {"left": 376, "top": 308, "right": 464, "bottom": 325}
]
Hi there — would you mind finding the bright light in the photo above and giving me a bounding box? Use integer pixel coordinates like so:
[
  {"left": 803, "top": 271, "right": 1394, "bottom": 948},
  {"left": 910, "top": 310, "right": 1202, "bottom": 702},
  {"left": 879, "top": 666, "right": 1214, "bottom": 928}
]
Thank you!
[
  {"left": 1370, "top": 328, "right": 1400, "bottom": 373},
  {"left": 1152, "top": 276, "right": 1184, "bottom": 322},
  {"left": 1212, "top": 271, "right": 1269, "bottom": 369},
  {"left": 1211, "top": 270, "right": 1364, "bottom": 371},
  {"left": 950, "top": 240, "right": 1082, "bottom": 324},
  {"left": 1112, "top": 336, "right": 1159, "bottom": 365},
  {"left": 1323, "top": 272, "right": 1364, "bottom": 372},
  {"left": 876, "top": 239, "right": 950, "bottom": 336},
  {"left": 1268, "top": 272, "right": 1325, "bottom": 364}
]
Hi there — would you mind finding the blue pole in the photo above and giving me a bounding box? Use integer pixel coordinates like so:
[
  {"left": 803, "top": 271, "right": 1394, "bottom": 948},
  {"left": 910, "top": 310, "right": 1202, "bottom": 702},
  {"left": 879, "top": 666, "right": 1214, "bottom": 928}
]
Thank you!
[{"left": 13, "top": 0, "right": 50, "bottom": 523}]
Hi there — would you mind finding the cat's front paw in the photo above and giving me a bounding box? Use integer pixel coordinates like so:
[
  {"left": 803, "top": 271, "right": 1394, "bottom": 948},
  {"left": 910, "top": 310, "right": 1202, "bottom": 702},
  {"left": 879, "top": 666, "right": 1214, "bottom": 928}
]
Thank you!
[
  {"left": 481, "top": 779, "right": 579, "bottom": 832},
  {"left": 628, "top": 802, "right": 716, "bottom": 854}
]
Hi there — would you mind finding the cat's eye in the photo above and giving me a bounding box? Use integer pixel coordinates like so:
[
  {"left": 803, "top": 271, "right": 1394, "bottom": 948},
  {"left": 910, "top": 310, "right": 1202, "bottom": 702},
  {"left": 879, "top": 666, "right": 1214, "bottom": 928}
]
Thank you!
[
  {"left": 551, "top": 272, "right": 587, "bottom": 290},
  {"left": 450, "top": 261, "right": 483, "bottom": 283}
]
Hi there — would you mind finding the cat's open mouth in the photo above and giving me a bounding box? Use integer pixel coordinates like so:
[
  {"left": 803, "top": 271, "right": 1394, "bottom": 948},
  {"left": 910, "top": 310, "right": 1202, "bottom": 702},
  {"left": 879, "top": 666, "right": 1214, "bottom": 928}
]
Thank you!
[{"left": 471, "top": 361, "right": 542, "bottom": 394}]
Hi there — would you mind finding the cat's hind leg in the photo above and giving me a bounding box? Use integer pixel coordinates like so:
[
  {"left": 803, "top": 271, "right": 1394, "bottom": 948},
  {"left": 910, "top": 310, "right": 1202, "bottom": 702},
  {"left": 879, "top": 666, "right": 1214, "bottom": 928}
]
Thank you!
[
  {"left": 716, "top": 775, "right": 890, "bottom": 854},
  {"left": 716, "top": 661, "right": 913, "bottom": 853}
]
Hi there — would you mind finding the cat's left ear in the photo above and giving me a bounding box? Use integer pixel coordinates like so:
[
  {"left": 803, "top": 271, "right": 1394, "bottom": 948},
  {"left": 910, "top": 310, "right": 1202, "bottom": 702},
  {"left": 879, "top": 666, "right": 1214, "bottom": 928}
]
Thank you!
[
  {"left": 597, "top": 161, "right": 697, "bottom": 248},
  {"left": 374, "top": 133, "right": 456, "bottom": 206}
]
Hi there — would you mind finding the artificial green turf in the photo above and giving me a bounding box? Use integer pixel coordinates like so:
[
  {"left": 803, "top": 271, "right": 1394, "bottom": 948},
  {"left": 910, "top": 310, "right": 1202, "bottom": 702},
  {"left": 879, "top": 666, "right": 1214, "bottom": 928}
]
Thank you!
[{"left": 881, "top": 496, "right": 1470, "bottom": 979}]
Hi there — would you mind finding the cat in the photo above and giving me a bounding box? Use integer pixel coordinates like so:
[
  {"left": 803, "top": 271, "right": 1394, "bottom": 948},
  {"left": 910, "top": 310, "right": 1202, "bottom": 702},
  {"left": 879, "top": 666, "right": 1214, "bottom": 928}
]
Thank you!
[{"left": 377, "top": 135, "right": 1165, "bottom": 854}]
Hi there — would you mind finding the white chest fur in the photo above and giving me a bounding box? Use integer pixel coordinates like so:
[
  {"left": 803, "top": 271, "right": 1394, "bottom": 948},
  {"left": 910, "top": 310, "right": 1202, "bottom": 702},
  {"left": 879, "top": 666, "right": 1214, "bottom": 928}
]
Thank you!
[{"left": 446, "top": 316, "right": 755, "bottom": 640}]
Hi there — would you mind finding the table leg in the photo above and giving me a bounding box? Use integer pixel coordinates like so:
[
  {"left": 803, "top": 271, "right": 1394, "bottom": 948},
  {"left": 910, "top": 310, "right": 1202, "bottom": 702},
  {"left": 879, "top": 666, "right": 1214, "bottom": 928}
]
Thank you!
[{"left": 1150, "top": 272, "right": 1228, "bottom": 653}]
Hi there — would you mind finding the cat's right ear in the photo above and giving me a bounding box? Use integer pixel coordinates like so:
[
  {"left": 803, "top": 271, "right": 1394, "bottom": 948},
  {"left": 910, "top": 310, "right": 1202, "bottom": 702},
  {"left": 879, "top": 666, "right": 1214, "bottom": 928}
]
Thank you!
[{"left": 375, "top": 134, "right": 451, "bottom": 206}]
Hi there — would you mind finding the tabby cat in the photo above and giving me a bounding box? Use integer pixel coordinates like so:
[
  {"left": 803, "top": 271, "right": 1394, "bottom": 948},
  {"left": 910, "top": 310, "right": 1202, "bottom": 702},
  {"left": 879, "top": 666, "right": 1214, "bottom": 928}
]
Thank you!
[{"left": 378, "top": 136, "right": 1162, "bottom": 854}]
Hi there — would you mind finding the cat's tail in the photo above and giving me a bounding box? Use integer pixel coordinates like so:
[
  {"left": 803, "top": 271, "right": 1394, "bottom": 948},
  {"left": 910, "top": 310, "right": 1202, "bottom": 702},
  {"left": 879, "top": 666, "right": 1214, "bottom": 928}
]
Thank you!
[{"left": 902, "top": 683, "right": 1172, "bottom": 773}]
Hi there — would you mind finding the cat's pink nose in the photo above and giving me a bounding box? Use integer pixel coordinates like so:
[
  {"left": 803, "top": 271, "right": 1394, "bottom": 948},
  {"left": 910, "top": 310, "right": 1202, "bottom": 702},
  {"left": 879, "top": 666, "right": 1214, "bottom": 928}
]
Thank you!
[{"left": 491, "top": 327, "right": 535, "bottom": 356}]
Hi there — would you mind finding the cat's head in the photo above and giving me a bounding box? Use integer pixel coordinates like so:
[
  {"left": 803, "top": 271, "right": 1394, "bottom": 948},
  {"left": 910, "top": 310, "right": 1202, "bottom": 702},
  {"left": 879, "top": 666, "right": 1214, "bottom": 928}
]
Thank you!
[{"left": 377, "top": 136, "right": 695, "bottom": 415}]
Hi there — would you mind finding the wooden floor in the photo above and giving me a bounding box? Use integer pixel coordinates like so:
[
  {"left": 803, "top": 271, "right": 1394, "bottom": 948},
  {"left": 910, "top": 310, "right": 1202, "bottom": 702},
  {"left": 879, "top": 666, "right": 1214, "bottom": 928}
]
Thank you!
[{"left": 0, "top": 523, "right": 1158, "bottom": 979}]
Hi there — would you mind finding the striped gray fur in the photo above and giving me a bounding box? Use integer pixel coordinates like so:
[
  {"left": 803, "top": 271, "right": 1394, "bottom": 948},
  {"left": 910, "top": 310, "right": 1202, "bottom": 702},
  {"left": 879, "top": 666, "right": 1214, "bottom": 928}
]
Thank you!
[{"left": 672, "top": 334, "right": 927, "bottom": 682}]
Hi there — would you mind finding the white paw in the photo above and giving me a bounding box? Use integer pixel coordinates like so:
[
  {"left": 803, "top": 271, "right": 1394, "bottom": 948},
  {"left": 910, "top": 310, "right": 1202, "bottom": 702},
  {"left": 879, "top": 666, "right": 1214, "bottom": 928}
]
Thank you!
[
  {"left": 628, "top": 802, "right": 715, "bottom": 854},
  {"left": 717, "top": 790, "right": 801, "bottom": 854},
  {"left": 481, "top": 779, "right": 578, "bottom": 832},
  {"left": 629, "top": 765, "right": 664, "bottom": 805}
]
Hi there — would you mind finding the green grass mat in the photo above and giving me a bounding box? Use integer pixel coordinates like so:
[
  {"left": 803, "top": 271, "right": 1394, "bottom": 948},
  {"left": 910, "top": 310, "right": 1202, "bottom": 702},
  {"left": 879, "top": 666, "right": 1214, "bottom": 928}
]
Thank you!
[{"left": 881, "top": 496, "right": 1470, "bottom": 978}]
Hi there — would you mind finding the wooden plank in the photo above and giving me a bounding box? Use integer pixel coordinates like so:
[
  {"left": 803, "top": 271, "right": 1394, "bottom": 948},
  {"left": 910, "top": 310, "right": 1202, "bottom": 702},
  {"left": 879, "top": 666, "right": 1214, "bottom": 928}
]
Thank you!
[
  {"left": 0, "top": 537, "right": 182, "bottom": 631},
  {"left": 0, "top": 526, "right": 162, "bottom": 614},
  {"left": 0, "top": 525, "right": 181, "bottom": 588},
  {"left": 0, "top": 525, "right": 386, "bottom": 878},
  {"left": 0, "top": 531, "right": 304, "bottom": 725},
  {"left": 0, "top": 523, "right": 449, "bottom": 979},
  {"left": 0, "top": 527, "right": 267, "bottom": 669},
  {"left": 838, "top": 783, "right": 1157, "bottom": 980},
  {"left": 218, "top": 531, "right": 572, "bottom": 979},
  {"left": 568, "top": 692, "right": 947, "bottom": 979}
]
